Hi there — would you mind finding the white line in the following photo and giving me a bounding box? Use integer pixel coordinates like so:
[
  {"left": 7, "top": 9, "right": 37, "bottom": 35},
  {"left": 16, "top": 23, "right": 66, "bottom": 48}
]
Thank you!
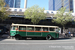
[
  {"left": 0, "top": 42, "right": 75, "bottom": 45},
  {"left": 0, "top": 39, "right": 16, "bottom": 41},
  {"left": 1, "top": 39, "right": 75, "bottom": 42}
]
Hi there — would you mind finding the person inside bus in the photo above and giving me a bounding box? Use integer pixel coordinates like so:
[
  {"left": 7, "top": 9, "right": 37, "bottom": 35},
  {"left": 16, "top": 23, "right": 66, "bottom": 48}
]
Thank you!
[
  {"left": 40, "top": 29, "right": 43, "bottom": 31},
  {"left": 15, "top": 27, "right": 18, "bottom": 30}
]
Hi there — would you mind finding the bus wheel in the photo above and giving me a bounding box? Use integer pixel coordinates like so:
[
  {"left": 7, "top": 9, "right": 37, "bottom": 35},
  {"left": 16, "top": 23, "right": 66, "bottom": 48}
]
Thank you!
[
  {"left": 46, "top": 35, "right": 52, "bottom": 40},
  {"left": 15, "top": 35, "right": 22, "bottom": 40}
]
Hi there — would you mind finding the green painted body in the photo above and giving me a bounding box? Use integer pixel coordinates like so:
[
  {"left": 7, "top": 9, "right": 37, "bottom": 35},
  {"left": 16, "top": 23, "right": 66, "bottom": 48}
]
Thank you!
[{"left": 10, "top": 30, "right": 59, "bottom": 38}]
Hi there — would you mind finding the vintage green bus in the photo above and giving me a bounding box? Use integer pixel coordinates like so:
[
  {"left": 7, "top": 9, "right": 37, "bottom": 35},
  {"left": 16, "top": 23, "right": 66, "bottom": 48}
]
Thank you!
[{"left": 10, "top": 24, "right": 60, "bottom": 40}]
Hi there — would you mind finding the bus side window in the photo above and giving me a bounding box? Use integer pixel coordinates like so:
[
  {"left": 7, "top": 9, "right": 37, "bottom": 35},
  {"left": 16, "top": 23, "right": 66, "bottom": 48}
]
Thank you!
[
  {"left": 43, "top": 27, "right": 48, "bottom": 31},
  {"left": 27, "top": 26, "right": 34, "bottom": 31},
  {"left": 35, "top": 27, "right": 41, "bottom": 31},
  {"left": 19, "top": 26, "right": 26, "bottom": 30},
  {"left": 39, "top": 28, "right": 43, "bottom": 31},
  {"left": 49, "top": 28, "right": 55, "bottom": 31}
]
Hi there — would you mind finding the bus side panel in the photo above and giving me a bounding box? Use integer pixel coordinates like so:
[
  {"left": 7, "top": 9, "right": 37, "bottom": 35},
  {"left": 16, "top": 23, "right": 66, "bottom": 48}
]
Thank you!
[
  {"left": 10, "top": 31, "right": 16, "bottom": 36},
  {"left": 42, "top": 32, "right": 57, "bottom": 38},
  {"left": 18, "top": 31, "right": 26, "bottom": 37},
  {"left": 27, "top": 32, "right": 34, "bottom": 36},
  {"left": 10, "top": 31, "right": 27, "bottom": 37},
  {"left": 56, "top": 33, "right": 59, "bottom": 38},
  {"left": 34, "top": 32, "right": 41, "bottom": 36},
  {"left": 42, "top": 32, "right": 48, "bottom": 37}
]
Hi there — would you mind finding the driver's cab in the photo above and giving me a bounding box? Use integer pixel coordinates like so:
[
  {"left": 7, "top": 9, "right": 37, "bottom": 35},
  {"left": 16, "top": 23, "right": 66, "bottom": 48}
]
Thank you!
[
  {"left": 56, "top": 28, "right": 61, "bottom": 34},
  {"left": 10, "top": 26, "right": 18, "bottom": 36}
]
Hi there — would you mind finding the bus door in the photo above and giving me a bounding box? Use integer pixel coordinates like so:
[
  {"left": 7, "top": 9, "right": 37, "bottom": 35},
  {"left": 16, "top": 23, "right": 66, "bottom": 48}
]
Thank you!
[
  {"left": 34, "top": 27, "right": 42, "bottom": 36},
  {"left": 26, "top": 26, "right": 34, "bottom": 36}
]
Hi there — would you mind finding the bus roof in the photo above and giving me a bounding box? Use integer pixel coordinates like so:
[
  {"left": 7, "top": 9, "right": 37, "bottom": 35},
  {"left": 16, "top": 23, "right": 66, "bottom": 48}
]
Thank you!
[{"left": 11, "top": 24, "right": 59, "bottom": 28}]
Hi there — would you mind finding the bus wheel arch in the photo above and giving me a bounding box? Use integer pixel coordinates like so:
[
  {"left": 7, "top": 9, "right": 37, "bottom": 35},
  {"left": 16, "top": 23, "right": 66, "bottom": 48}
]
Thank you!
[
  {"left": 46, "top": 34, "right": 52, "bottom": 40},
  {"left": 15, "top": 34, "right": 22, "bottom": 40}
]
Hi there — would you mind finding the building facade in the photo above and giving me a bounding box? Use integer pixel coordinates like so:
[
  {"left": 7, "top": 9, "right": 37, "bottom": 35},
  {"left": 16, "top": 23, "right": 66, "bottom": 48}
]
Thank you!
[
  {"left": 5, "top": 0, "right": 26, "bottom": 8},
  {"left": 5, "top": 0, "right": 14, "bottom": 8},
  {"left": 70, "top": 0, "right": 73, "bottom": 11},
  {"left": 49, "top": 0, "right": 73, "bottom": 12},
  {"left": 49, "top": 0, "right": 62, "bottom": 11},
  {"left": 14, "top": 0, "right": 21, "bottom": 8},
  {"left": 73, "top": 0, "right": 75, "bottom": 13},
  {"left": 55, "top": 0, "right": 62, "bottom": 11},
  {"left": 63, "top": 0, "right": 70, "bottom": 11},
  {"left": 49, "top": 0, "right": 55, "bottom": 10}
]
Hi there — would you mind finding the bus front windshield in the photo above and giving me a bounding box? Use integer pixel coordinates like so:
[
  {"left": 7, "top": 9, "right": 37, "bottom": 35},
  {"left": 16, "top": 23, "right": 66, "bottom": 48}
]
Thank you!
[
  {"left": 11, "top": 26, "right": 18, "bottom": 30},
  {"left": 56, "top": 28, "right": 60, "bottom": 33}
]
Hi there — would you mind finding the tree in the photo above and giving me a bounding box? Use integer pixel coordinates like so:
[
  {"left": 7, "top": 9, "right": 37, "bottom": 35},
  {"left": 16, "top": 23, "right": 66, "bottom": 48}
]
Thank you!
[
  {"left": 24, "top": 5, "right": 46, "bottom": 24},
  {"left": 52, "top": 7, "right": 73, "bottom": 33},
  {"left": 0, "top": 0, "right": 10, "bottom": 21}
]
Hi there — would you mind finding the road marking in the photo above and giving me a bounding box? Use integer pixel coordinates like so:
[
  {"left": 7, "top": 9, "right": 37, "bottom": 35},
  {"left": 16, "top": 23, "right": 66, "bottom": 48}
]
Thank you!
[
  {"left": 0, "top": 42, "right": 75, "bottom": 45},
  {"left": 73, "top": 39, "right": 75, "bottom": 40},
  {"left": 0, "top": 39, "right": 16, "bottom": 41},
  {"left": 0, "top": 39, "right": 75, "bottom": 42}
]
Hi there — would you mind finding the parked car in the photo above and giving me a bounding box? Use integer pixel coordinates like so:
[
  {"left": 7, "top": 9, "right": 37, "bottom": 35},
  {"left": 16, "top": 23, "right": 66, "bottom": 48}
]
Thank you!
[{"left": 0, "top": 26, "right": 9, "bottom": 35}]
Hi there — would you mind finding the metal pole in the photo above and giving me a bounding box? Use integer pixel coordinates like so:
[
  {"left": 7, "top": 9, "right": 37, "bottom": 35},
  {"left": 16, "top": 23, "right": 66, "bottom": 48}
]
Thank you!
[
  {"left": 24, "top": 0, "right": 27, "bottom": 9},
  {"left": 62, "top": 0, "right": 64, "bottom": 7}
]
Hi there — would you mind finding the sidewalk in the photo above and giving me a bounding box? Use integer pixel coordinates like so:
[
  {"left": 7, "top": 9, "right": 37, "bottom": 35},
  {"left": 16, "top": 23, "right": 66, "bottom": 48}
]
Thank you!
[
  {"left": 0, "top": 34, "right": 10, "bottom": 39},
  {"left": 59, "top": 34, "right": 65, "bottom": 38}
]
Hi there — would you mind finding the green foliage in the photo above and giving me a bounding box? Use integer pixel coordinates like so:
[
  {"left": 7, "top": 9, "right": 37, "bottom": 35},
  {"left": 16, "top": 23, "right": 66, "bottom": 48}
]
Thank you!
[
  {"left": 24, "top": 5, "right": 46, "bottom": 24},
  {"left": 0, "top": 0, "right": 10, "bottom": 21},
  {"left": 0, "top": 0, "right": 5, "bottom": 7},
  {"left": 52, "top": 7, "right": 73, "bottom": 26}
]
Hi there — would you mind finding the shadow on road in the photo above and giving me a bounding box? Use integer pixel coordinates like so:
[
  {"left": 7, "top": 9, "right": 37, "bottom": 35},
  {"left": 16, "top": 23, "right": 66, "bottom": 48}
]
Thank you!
[
  {"left": 0, "top": 38, "right": 7, "bottom": 41},
  {"left": 21, "top": 37, "right": 46, "bottom": 40},
  {"left": 0, "top": 34, "right": 74, "bottom": 41},
  {"left": 20, "top": 37, "right": 73, "bottom": 40},
  {"left": 0, "top": 37, "right": 73, "bottom": 41},
  {"left": 0, "top": 34, "right": 10, "bottom": 41},
  {"left": 0, "top": 37, "right": 8, "bottom": 41}
]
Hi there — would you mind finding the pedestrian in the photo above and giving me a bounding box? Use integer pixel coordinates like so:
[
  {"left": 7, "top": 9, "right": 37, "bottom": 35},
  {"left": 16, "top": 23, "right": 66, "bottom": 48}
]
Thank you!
[
  {"left": 68, "top": 31, "right": 71, "bottom": 37},
  {"left": 65, "top": 33, "right": 67, "bottom": 37},
  {"left": 7, "top": 31, "right": 11, "bottom": 39}
]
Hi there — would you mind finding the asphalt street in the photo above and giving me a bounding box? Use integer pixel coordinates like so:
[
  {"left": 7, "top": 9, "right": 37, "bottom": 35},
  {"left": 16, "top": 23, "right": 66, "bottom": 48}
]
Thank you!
[{"left": 0, "top": 37, "right": 75, "bottom": 50}]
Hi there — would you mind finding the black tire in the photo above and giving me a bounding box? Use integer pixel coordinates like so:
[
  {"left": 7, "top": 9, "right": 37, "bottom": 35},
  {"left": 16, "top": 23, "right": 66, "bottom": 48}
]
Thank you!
[
  {"left": 15, "top": 35, "right": 22, "bottom": 40},
  {"left": 46, "top": 35, "right": 52, "bottom": 40}
]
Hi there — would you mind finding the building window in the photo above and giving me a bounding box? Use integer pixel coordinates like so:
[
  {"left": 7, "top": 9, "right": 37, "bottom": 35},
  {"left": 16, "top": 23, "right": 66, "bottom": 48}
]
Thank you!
[
  {"left": 51, "top": 12, "right": 53, "bottom": 13},
  {"left": 47, "top": 11, "right": 49, "bottom": 13},
  {"left": 8, "top": 9, "right": 11, "bottom": 11},
  {"left": 14, "top": 9, "right": 17, "bottom": 11},
  {"left": 19, "top": 9, "right": 22, "bottom": 12}
]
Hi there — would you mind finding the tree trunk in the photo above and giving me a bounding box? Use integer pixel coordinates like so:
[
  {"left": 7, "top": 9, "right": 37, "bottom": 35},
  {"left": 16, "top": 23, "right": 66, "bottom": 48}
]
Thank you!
[{"left": 63, "top": 26, "right": 65, "bottom": 33}]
